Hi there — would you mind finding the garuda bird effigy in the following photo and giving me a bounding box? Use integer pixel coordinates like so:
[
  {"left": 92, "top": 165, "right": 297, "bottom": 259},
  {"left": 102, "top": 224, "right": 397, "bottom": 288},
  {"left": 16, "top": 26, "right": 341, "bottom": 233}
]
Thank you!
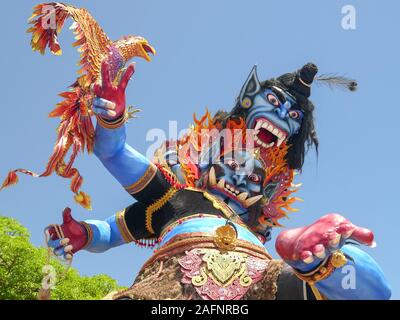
[
  {"left": 2, "top": 3, "right": 391, "bottom": 300},
  {"left": 1, "top": 2, "right": 155, "bottom": 209}
]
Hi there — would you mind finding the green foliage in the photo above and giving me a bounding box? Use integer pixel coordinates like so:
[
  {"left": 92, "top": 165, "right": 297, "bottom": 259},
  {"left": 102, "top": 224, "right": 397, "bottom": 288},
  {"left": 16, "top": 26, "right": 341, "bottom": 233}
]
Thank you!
[{"left": 0, "top": 216, "right": 124, "bottom": 300}]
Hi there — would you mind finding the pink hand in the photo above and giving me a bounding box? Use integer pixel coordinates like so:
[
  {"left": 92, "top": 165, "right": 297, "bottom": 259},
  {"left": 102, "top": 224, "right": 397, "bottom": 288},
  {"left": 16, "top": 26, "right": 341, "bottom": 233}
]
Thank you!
[
  {"left": 92, "top": 60, "right": 135, "bottom": 120},
  {"left": 275, "top": 213, "right": 374, "bottom": 265}
]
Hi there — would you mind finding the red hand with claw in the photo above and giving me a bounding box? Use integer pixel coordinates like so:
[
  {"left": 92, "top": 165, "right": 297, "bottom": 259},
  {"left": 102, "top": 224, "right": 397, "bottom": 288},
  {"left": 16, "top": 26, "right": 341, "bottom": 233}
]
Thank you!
[
  {"left": 92, "top": 60, "right": 136, "bottom": 120},
  {"left": 275, "top": 213, "right": 374, "bottom": 271},
  {"left": 46, "top": 207, "right": 88, "bottom": 256}
]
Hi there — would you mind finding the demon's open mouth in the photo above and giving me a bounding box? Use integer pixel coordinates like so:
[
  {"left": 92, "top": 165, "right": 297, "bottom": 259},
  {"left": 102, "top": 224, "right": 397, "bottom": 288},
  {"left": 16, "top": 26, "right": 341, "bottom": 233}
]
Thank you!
[{"left": 254, "top": 118, "right": 287, "bottom": 149}]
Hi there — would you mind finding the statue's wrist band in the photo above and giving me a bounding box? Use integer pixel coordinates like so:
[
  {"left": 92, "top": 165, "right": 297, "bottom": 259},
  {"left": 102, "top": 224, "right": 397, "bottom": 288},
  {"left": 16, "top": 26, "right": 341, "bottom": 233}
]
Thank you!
[
  {"left": 292, "top": 250, "right": 348, "bottom": 300},
  {"left": 80, "top": 221, "right": 93, "bottom": 249},
  {"left": 95, "top": 110, "right": 129, "bottom": 129}
]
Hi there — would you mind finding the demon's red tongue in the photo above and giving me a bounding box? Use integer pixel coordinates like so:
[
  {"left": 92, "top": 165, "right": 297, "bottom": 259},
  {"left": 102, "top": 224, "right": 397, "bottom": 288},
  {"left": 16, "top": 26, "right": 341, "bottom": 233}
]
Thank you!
[{"left": 258, "top": 128, "right": 276, "bottom": 144}]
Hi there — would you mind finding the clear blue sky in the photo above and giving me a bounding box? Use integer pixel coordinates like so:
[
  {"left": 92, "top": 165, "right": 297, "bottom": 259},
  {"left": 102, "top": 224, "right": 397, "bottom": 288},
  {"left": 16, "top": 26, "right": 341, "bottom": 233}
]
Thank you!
[{"left": 0, "top": 0, "right": 399, "bottom": 299}]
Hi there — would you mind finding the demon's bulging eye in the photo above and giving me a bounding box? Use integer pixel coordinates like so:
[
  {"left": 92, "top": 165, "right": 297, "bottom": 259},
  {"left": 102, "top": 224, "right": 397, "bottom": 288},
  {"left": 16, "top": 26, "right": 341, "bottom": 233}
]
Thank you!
[
  {"left": 248, "top": 173, "right": 261, "bottom": 183},
  {"left": 227, "top": 159, "right": 239, "bottom": 170},
  {"left": 289, "top": 110, "right": 301, "bottom": 119},
  {"left": 266, "top": 94, "right": 280, "bottom": 107}
]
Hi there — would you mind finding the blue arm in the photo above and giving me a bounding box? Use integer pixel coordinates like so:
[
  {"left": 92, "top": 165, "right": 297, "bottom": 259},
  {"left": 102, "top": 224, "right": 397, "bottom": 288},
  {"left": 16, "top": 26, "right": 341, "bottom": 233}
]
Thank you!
[
  {"left": 93, "top": 123, "right": 151, "bottom": 188},
  {"left": 84, "top": 214, "right": 130, "bottom": 253},
  {"left": 315, "top": 245, "right": 391, "bottom": 300}
]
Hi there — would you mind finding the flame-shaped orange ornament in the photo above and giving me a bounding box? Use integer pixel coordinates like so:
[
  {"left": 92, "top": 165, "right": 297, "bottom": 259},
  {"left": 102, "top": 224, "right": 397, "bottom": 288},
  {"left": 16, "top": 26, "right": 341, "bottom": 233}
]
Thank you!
[{"left": 0, "top": 2, "right": 155, "bottom": 209}]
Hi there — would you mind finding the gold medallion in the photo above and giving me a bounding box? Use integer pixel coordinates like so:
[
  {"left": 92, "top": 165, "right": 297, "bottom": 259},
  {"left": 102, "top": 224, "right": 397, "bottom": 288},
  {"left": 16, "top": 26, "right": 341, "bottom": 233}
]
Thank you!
[{"left": 214, "top": 224, "right": 237, "bottom": 251}]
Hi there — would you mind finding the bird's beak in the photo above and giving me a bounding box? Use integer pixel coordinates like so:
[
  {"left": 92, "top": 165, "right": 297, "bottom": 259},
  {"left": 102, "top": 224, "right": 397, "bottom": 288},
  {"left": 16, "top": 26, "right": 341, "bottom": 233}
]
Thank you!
[{"left": 140, "top": 42, "right": 156, "bottom": 61}]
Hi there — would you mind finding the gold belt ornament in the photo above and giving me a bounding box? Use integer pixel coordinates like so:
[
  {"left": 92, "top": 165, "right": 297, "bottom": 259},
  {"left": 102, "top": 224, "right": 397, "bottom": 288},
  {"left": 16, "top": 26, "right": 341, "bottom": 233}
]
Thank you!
[
  {"left": 191, "top": 248, "right": 253, "bottom": 288},
  {"left": 192, "top": 223, "right": 252, "bottom": 288},
  {"left": 178, "top": 224, "right": 269, "bottom": 300}
]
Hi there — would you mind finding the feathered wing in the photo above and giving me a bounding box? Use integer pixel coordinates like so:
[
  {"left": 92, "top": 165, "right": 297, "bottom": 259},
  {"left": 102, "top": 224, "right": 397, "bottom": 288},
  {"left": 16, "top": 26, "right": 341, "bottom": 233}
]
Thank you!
[
  {"left": 28, "top": 2, "right": 112, "bottom": 81},
  {"left": 1, "top": 3, "right": 114, "bottom": 209}
]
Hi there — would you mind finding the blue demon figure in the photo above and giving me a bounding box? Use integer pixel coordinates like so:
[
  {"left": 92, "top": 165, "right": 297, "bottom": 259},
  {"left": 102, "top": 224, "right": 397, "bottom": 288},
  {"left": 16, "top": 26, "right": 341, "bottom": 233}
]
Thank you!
[{"left": 45, "top": 60, "right": 390, "bottom": 300}]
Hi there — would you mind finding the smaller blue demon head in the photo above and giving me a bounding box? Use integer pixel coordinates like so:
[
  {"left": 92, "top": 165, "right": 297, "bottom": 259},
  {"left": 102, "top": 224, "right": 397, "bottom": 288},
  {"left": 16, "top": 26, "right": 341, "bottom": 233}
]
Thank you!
[
  {"left": 206, "top": 149, "right": 264, "bottom": 217},
  {"left": 196, "top": 143, "right": 265, "bottom": 221},
  {"left": 200, "top": 146, "right": 276, "bottom": 242}
]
